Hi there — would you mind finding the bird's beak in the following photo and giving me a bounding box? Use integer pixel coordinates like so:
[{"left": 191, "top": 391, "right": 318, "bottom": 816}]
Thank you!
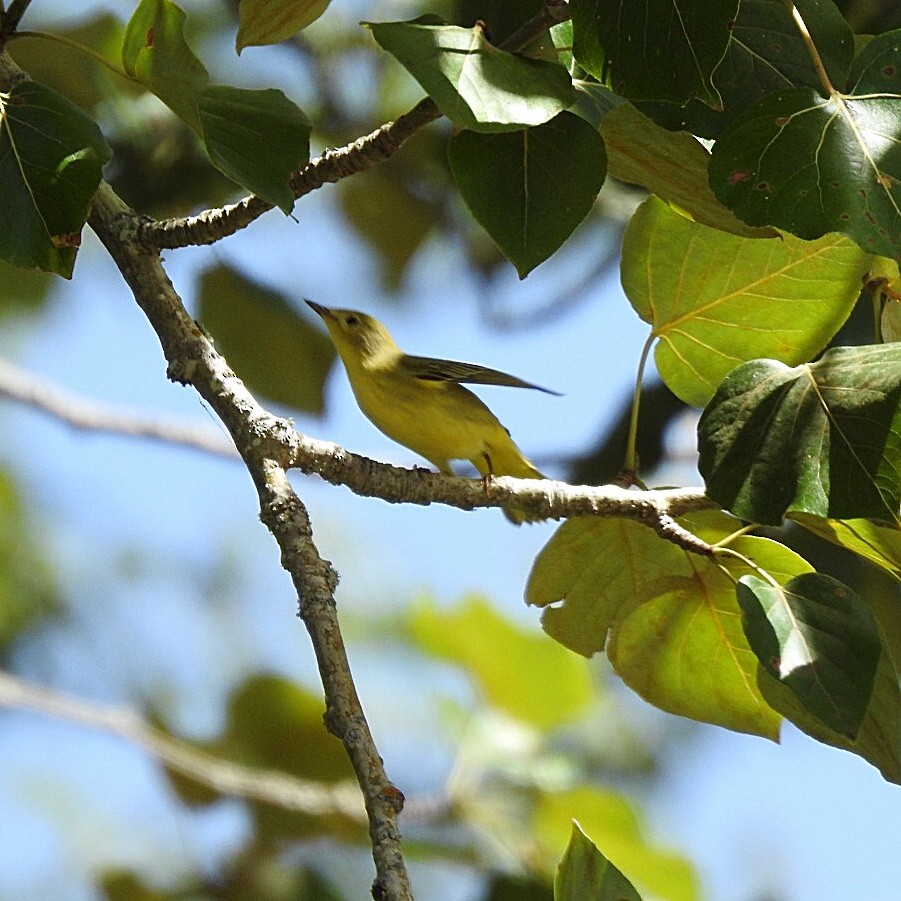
[{"left": 305, "top": 299, "right": 332, "bottom": 320}]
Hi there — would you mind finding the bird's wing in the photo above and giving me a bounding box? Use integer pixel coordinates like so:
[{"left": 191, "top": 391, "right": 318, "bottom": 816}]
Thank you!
[{"left": 401, "top": 355, "right": 561, "bottom": 395}]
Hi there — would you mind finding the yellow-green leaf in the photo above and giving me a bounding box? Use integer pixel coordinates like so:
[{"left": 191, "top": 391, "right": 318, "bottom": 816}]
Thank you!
[
  {"left": 409, "top": 595, "right": 593, "bottom": 729},
  {"left": 237, "top": 0, "right": 331, "bottom": 51},
  {"left": 527, "top": 510, "right": 815, "bottom": 738},
  {"left": 622, "top": 195, "right": 870, "bottom": 406}
]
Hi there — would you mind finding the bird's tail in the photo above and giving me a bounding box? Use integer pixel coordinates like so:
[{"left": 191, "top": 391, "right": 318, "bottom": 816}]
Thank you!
[{"left": 489, "top": 443, "right": 544, "bottom": 525}]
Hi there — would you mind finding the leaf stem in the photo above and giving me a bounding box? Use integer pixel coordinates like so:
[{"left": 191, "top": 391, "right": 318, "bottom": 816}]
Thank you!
[
  {"left": 624, "top": 333, "right": 655, "bottom": 473},
  {"left": 782, "top": 1, "right": 836, "bottom": 96},
  {"left": 9, "top": 30, "right": 130, "bottom": 80}
]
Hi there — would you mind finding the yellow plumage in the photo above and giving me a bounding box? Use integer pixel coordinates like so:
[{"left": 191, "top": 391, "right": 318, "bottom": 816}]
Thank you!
[{"left": 307, "top": 301, "right": 555, "bottom": 522}]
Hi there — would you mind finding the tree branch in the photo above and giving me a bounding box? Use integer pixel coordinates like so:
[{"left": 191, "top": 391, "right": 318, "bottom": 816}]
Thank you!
[
  {"left": 0, "top": 354, "right": 717, "bottom": 550},
  {"left": 132, "top": 0, "right": 573, "bottom": 252},
  {"left": 0, "top": 355, "right": 238, "bottom": 459},
  {"left": 0, "top": 669, "right": 367, "bottom": 819},
  {"left": 88, "top": 181, "right": 413, "bottom": 901}
]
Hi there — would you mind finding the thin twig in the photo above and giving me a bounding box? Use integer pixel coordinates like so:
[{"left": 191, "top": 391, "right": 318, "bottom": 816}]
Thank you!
[
  {"left": 1, "top": 0, "right": 33, "bottom": 33},
  {"left": 0, "top": 670, "right": 367, "bottom": 819},
  {"left": 0, "top": 356, "right": 238, "bottom": 459},
  {"left": 134, "top": 1, "right": 573, "bottom": 251}
]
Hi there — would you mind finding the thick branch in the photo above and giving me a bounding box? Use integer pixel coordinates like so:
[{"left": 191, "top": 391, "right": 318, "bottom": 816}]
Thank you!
[
  {"left": 0, "top": 354, "right": 717, "bottom": 552},
  {"left": 88, "top": 182, "right": 412, "bottom": 901}
]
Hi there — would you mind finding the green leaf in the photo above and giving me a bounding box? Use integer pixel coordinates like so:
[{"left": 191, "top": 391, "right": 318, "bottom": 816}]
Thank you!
[
  {"left": 791, "top": 515, "right": 901, "bottom": 581},
  {"left": 237, "top": 0, "right": 331, "bottom": 52},
  {"left": 622, "top": 196, "right": 869, "bottom": 407},
  {"left": 600, "top": 104, "right": 775, "bottom": 238},
  {"left": 122, "top": 0, "right": 209, "bottom": 129},
  {"left": 449, "top": 111, "right": 606, "bottom": 278},
  {"left": 697, "top": 344, "right": 901, "bottom": 525},
  {"left": 710, "top": 31, "right": 901, "bottom": 261},
  {"left": 0, "top": 81, "right": 111, "bottom": 277},
  {"left": 736, "top": 573, "right": 881, "bottom": 738},
  {"left": 535, "top": 787, "right": 699, "bottom": 901},
  {"left": 408, "top": 595, "right": 593, "bottom": 729},
  {"left": 366, "top": 19, "right": 575, "bottom": 131},
  {"left": 555, "top": 822, "right": 644, "bottom": 901},
  {"left": 570, "top": 0, "right": 737, "bottom": 107},
  {"left": 197, "top": 85, "right": 310, "bottom": 213},
  {"left": 526, "top": 510, "right": 815, "bottom": 738},
  {"left": 197, "top": 263, "right": 334, "bottom": 413}
]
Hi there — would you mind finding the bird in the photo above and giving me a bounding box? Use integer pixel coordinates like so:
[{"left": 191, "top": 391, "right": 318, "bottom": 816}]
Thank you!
[{"left": 306, "top": 301, "right": 557, "bottom": 522}]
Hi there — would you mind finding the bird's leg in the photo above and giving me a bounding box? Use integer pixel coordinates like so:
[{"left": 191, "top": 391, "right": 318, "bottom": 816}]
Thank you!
[{"left": 481, "top": 452, "right": 494, "bottom": 496}]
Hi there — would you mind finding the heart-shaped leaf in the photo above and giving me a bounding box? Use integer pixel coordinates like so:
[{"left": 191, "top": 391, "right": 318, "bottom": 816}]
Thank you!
[
  {"left": 698, "top": 344, "right": 901, "bottom": 525},
  {"left": 367, "top": 18, "right": 574, "bottom": 131},
  {"left": 0, "top": 81, "right": 111, "bottom": 276},
  {"left": 449, "top": 111, "right": 606, "bottom": 277},
  {"left": 737, "top": 573, "right": 881, "bottom": 738},
  {"left": 570, "top": 0, "right": 737, "bottom": 107},
  {"left": 197, "top": 86, "right": 310, "bottom": 212},
  {"left": 526, "top": 510, "right": 815, "bottom": 738},
  {"left": 710, "top": 31, "right": 901, "bottom": 261},
  {"left": 622, "top": 196, "right": 869, "bottom": 407}
]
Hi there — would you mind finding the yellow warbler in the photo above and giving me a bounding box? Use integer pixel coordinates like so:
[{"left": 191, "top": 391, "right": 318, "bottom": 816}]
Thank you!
[{"left": 307, "top": 301, "right": 557, "bottom": 522}]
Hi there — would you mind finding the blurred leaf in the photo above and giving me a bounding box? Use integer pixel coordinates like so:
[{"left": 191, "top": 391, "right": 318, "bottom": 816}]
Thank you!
[
  {"left": 0, "top": 259, "right": 54, "bottom": 316},
  {"left": 698, "top": 345, "right": 901, "bottom": 525},
  {"left": 198, "top": 263, "right": 334, "bottom": 414},
  {"left": 526, "top": 510, "right": 817, "bottom": 738},
  {"left": 367, "top": 18, "right": 575, "bottom": 131},
  {"left": 555, "top": 821, "right": 643, "bottom": 901},
  {"left": 737, "top": 573, "right": 881, "bottom": 737},
  {"left": 0, "top": 81, "right": 110, "bottom": 277},
  {"left": 197, "top": 85, "right": 310, "bottom": 213},
  {"left": 710, "top": 31, "right": 901, "bottom": 261},
  {"left": 100, "top": 870, "right": 169, "bottom": 901},
  {"left": 339, "top": 166, "right": 441, "bottom": 290},
  {"left": 622, "top": 196, "right": 869, "bottom": 407},
  {"left": 486, "top": 875, "right": 554, "bottom": 901},
  {"left": 409, "top": 595, "right": 593, "bottom": 729},
  {"left": 0, "top": 471, "right": 58, "bottom": 653},
  {"left": 534, "top": 787, "right": 698, "bottom": 901},
  {"left": 449, "top": 111, "right": 606, "bottom": 277},
  {"left": 570, "top": 0, "right": 737, "bottom": 107},
  {"left": 600, "top": 104, "right": 775, "bottom": 238},
  {"left": 237, "top": 0, "right": 332, "bottom": 51},
  {"left": 7, "top": 14, "right": 129, "bottom": 112}
]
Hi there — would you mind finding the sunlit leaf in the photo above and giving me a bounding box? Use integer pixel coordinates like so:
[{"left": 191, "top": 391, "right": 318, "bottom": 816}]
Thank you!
[
  {"left": 0, "top": 81, "right": 110, "bottom": 276},
  {"left": 526, "top": 510, "right": 815, "bottom": 738},
  {"left": 570, "top": 0, "right": 737, "bottom": 107},
  {"left": 698, "top": 345, "right": 901, "bottom": 525},
  {"left": 409, "top": 595, "right": 593, "bottom": 729},
  {"left": 622, "top": 196, "right": 869, "bottom": 406},
  {"left": 737, "top": 573, "right": 881, "bottom": 737},
  {"left": 555, "top": 822, "right": 644, "bottom": 901},
  {"left": 198, "top": 263, "right": 334, "bottom": 413},
  {"left": 449, "top": 111, "right": 606, "bottom": 277},
  {"left": 367, "top": 18, "right": 574, "bottom": 131},
  {"left": 237, "top": 0, "right": 331, "bottom": 51}
]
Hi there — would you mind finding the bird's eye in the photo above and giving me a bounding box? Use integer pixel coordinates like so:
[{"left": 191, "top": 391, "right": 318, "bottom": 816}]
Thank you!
[{"left": 345, "top": 315, "right": 359, "bottom": 326}]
